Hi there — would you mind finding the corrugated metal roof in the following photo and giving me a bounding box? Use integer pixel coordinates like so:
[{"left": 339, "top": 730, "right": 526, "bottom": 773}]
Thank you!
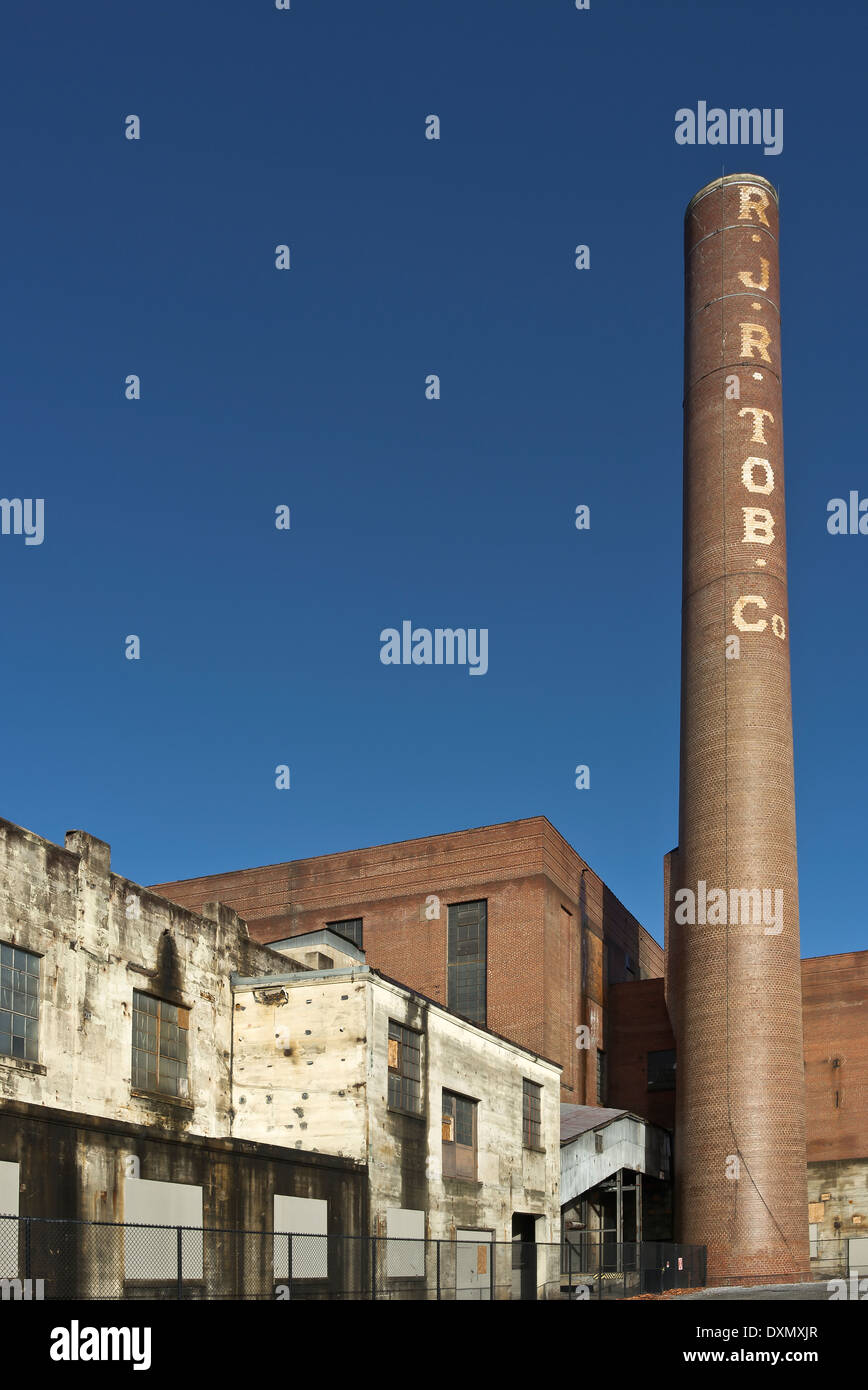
[{"left": 560, "top": 1104, "right": 630, "bottom": 1144}]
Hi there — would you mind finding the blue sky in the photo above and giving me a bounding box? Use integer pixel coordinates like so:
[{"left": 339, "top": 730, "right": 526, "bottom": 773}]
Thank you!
[{"left": 2, "top": 0, "right": 866, "bottom": 957}]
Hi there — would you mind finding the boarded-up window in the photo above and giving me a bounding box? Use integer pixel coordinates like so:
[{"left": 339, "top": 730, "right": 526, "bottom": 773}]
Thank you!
[
  {"left": 386, "top": 1207, "right": 425, "bottom": 1278},
  {"left": 0, "top": 1160, "right": 19, "bottom": 1278},
  {"left": 273, "top": 1195, "right": 328, "bottom": 1279},
  {"left": 442, "top": 1090, "right": 477, "bottom": 1180},
  {"left": 123, "top": 1178, "right": 203, "bottom": 1281}
]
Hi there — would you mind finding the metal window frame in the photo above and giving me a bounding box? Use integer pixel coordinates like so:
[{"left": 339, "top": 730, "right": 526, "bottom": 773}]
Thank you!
[
  {"left": 131, "top": 990, "right": 190, "bottom": 1099},
  {"left": 0, "top": 942, "right": 41, "bottom": 1064},
  {"left": 446, "top": 899, "right": 487, "bottom": 1024},
  {"left": 387, "top": 1019, "right": 423, "bottom": 1116},
  {"left": 522, "top": 1078, "right": 543, "bottom": 1151}
]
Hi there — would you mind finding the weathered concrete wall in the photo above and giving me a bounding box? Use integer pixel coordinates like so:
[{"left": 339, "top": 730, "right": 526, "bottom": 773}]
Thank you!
[
  {"left": 0, "top": 817, "right": 301, "bottom": 1140},
  {"left": 0, "top": 1097, "right": 366, "bottom": 1298},
  {"left": 231, "top": 973, "right": 369, "bottom": 1162},
  {"left": 231, "top": 968, "right": 560, "bottom": 1247},
  {"left": 807, "top": 1157, "right": 868, "bottom": 1277},
  {"left": 368, "top": 975, "right": 560, "bottom": 1244}
]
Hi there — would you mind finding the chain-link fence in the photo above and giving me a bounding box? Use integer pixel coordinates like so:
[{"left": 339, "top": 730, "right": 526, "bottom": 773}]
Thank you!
[
  {"left": 0, "top": 1216, "right": 555, "bottom": 1300},
  {"left": 562, "top": 1237, "right": 707, "bottom": 1299},
  {"left": 565, "top": 1236, "right": 852, "bottom": 1294},
  {"left": 0, "top": 1215, "right": 707, "bottom": 1300}
]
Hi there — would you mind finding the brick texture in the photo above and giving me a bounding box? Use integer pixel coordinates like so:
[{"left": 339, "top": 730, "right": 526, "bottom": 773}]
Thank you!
[
  {"left": 151, "top": 816, "right": 663, "bottom": 1105},
  {"left": 803, "top": 952, "right": 868, "bottom": 1162},
  {"left": 669, "top": 175, "right": 810, "bottom": 1281}
]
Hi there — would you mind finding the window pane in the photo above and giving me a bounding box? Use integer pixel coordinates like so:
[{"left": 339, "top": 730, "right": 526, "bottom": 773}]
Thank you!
[
  {"left": 0, "top": 945, "right": 39, "bottom": 1061},
  {"left": 132, "top": 991, "right": 189, "bottom": 1097},
  {"left": 386, "top": 1021, "right": 422, "bottom": 1113},
  {"left": 326, "top": 918, "right": 363, "bottom": 948},
  {"left": 447, "top": 902, "right": 487, "bottom": 1024}
]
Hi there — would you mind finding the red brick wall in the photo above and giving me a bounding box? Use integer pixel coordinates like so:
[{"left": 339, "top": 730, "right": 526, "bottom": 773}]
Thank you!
[
  {"left": 606, "top": 957, "right": 868, "bottom": 1168},
  {"left": 607, "top": 978, "right": 676, "bottom": 1130},
  {"left": 151, "top": 816, "right": 661, "bottom": 1104},
  {"left": 802, "top": 951, "right": 868, "bottom": 1163}
]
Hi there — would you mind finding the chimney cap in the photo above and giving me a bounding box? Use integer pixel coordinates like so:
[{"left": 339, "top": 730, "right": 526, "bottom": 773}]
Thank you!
[{"left": 686, "top": 173, "right": 779, "bottom": 217}]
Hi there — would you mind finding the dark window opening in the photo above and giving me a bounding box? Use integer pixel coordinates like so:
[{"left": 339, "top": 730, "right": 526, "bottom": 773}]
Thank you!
[
  {"left": 647, "top": 1048, "right": 676, "bottom": 1092},
  {"left": 596, "top": 1048, "right": 606, "bottom": 1105},
  {"left": 522, "top": 1079, "right": 543, "bottom": 1150},
  {"left": 447, "top": 900, "right": 487, "bottom": 1024}
]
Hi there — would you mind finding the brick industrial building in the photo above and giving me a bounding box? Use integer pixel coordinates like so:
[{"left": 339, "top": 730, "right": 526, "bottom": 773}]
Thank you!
[
  {"left": 154, "top": 813, "right": 867, "bottom": 1283},
  {"left": 152, "top": 815, "right": 662, "bottom": 1109},
  {"left": 0, "top": 816, "right": 562, "bottom": 1299},
  {"left": 149, "top": 176, "right": 868, "bottom": 1289}
]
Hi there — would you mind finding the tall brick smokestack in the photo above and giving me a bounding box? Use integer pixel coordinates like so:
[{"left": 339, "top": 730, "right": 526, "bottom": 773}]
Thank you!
[{"left": 666, "top": 175, "right": 809, "bottom": 1283}]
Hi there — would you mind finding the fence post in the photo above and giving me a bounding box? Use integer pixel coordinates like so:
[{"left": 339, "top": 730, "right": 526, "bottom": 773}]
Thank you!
[
  {"left": 288, "top": 1233, "right": 293, "bottom": 1301},
  {"left": 176, "top": 1226, "right": 183, "bottom": 1301},
  {"left": 24, "top": 1216, "right": 31, "bottom": 1283},
  {"left": 436, "top": 1239, "right": 441, "bottom": 1301},
  {"left": 370, "top": 1235, "right": 376, "bottom": 1301}
]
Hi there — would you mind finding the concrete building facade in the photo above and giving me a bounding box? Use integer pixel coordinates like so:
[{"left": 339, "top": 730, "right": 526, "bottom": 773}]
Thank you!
[
  {"left": 152, "top": 816, "right": 663, "bottom": 1107},
  {"left": 1, "top": 816, "right": 562, "bottom": 1298},
  {"left": 232, "top": 928, "right": 562, "bottom": 1295}
]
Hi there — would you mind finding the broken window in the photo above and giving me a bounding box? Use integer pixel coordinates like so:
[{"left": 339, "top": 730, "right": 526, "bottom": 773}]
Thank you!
[
  {"left": 0, "top": 943, "right": 40, "bottom": 1063},
  {"left": 387, "top": 1020, "right": 423, "bottom": 1114},
  {"left": 522, "top": 1078, "right": 543, "bottom": 1150},
  {"left": 442, "top": 1090, "right": 478, "bottom": 1180},
  {"left": 131, "top": 991, "right": 189, "bottom": 1098}
]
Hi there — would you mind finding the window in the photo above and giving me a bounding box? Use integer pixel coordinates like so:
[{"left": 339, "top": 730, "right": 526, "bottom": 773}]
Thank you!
[
  {"left": 274, "top": 1195, "right": 328, "bottom": 1279},
  {"left": 0, "top": 944, "right": 40, "bottom": 1062},
  {"left": 123, "top": 1178, "right": 203, "bottom": 1281},
  {"left": 387, "top": 1021, "right": 423, "bottom": 1114},
  {"left": 132, "top": 992, "right": 189, "bottom": 1098},
  {"left": 0, "top": 1160, "right": 20, "bottom": 1277},
  {"left": 442, "top": 1090, "right": 478, "bottom": 1180},
  {"left": 447, "top": 900, "right": 486, "bottom": 1024},
  {"left": 596, "top": 1048, "right": 606, "bottom": 1104},
  {"left": 326, "top": 918, "right": 363, "bottom": 948},
  {"left": 647, "top": 1048, "right": 676, "bottom": 1092},
  {"left": 386, "top": 1207, "right": 425, "bottom": 1278},
  {"left": 522, "top": 1079, "right": 543, "bottom": 1150}
]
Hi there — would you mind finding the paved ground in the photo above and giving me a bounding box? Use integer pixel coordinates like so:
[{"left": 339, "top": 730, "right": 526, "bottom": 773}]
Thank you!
[{"left": 681, "top": 1282, "right": 832, "bottom": 1301}]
